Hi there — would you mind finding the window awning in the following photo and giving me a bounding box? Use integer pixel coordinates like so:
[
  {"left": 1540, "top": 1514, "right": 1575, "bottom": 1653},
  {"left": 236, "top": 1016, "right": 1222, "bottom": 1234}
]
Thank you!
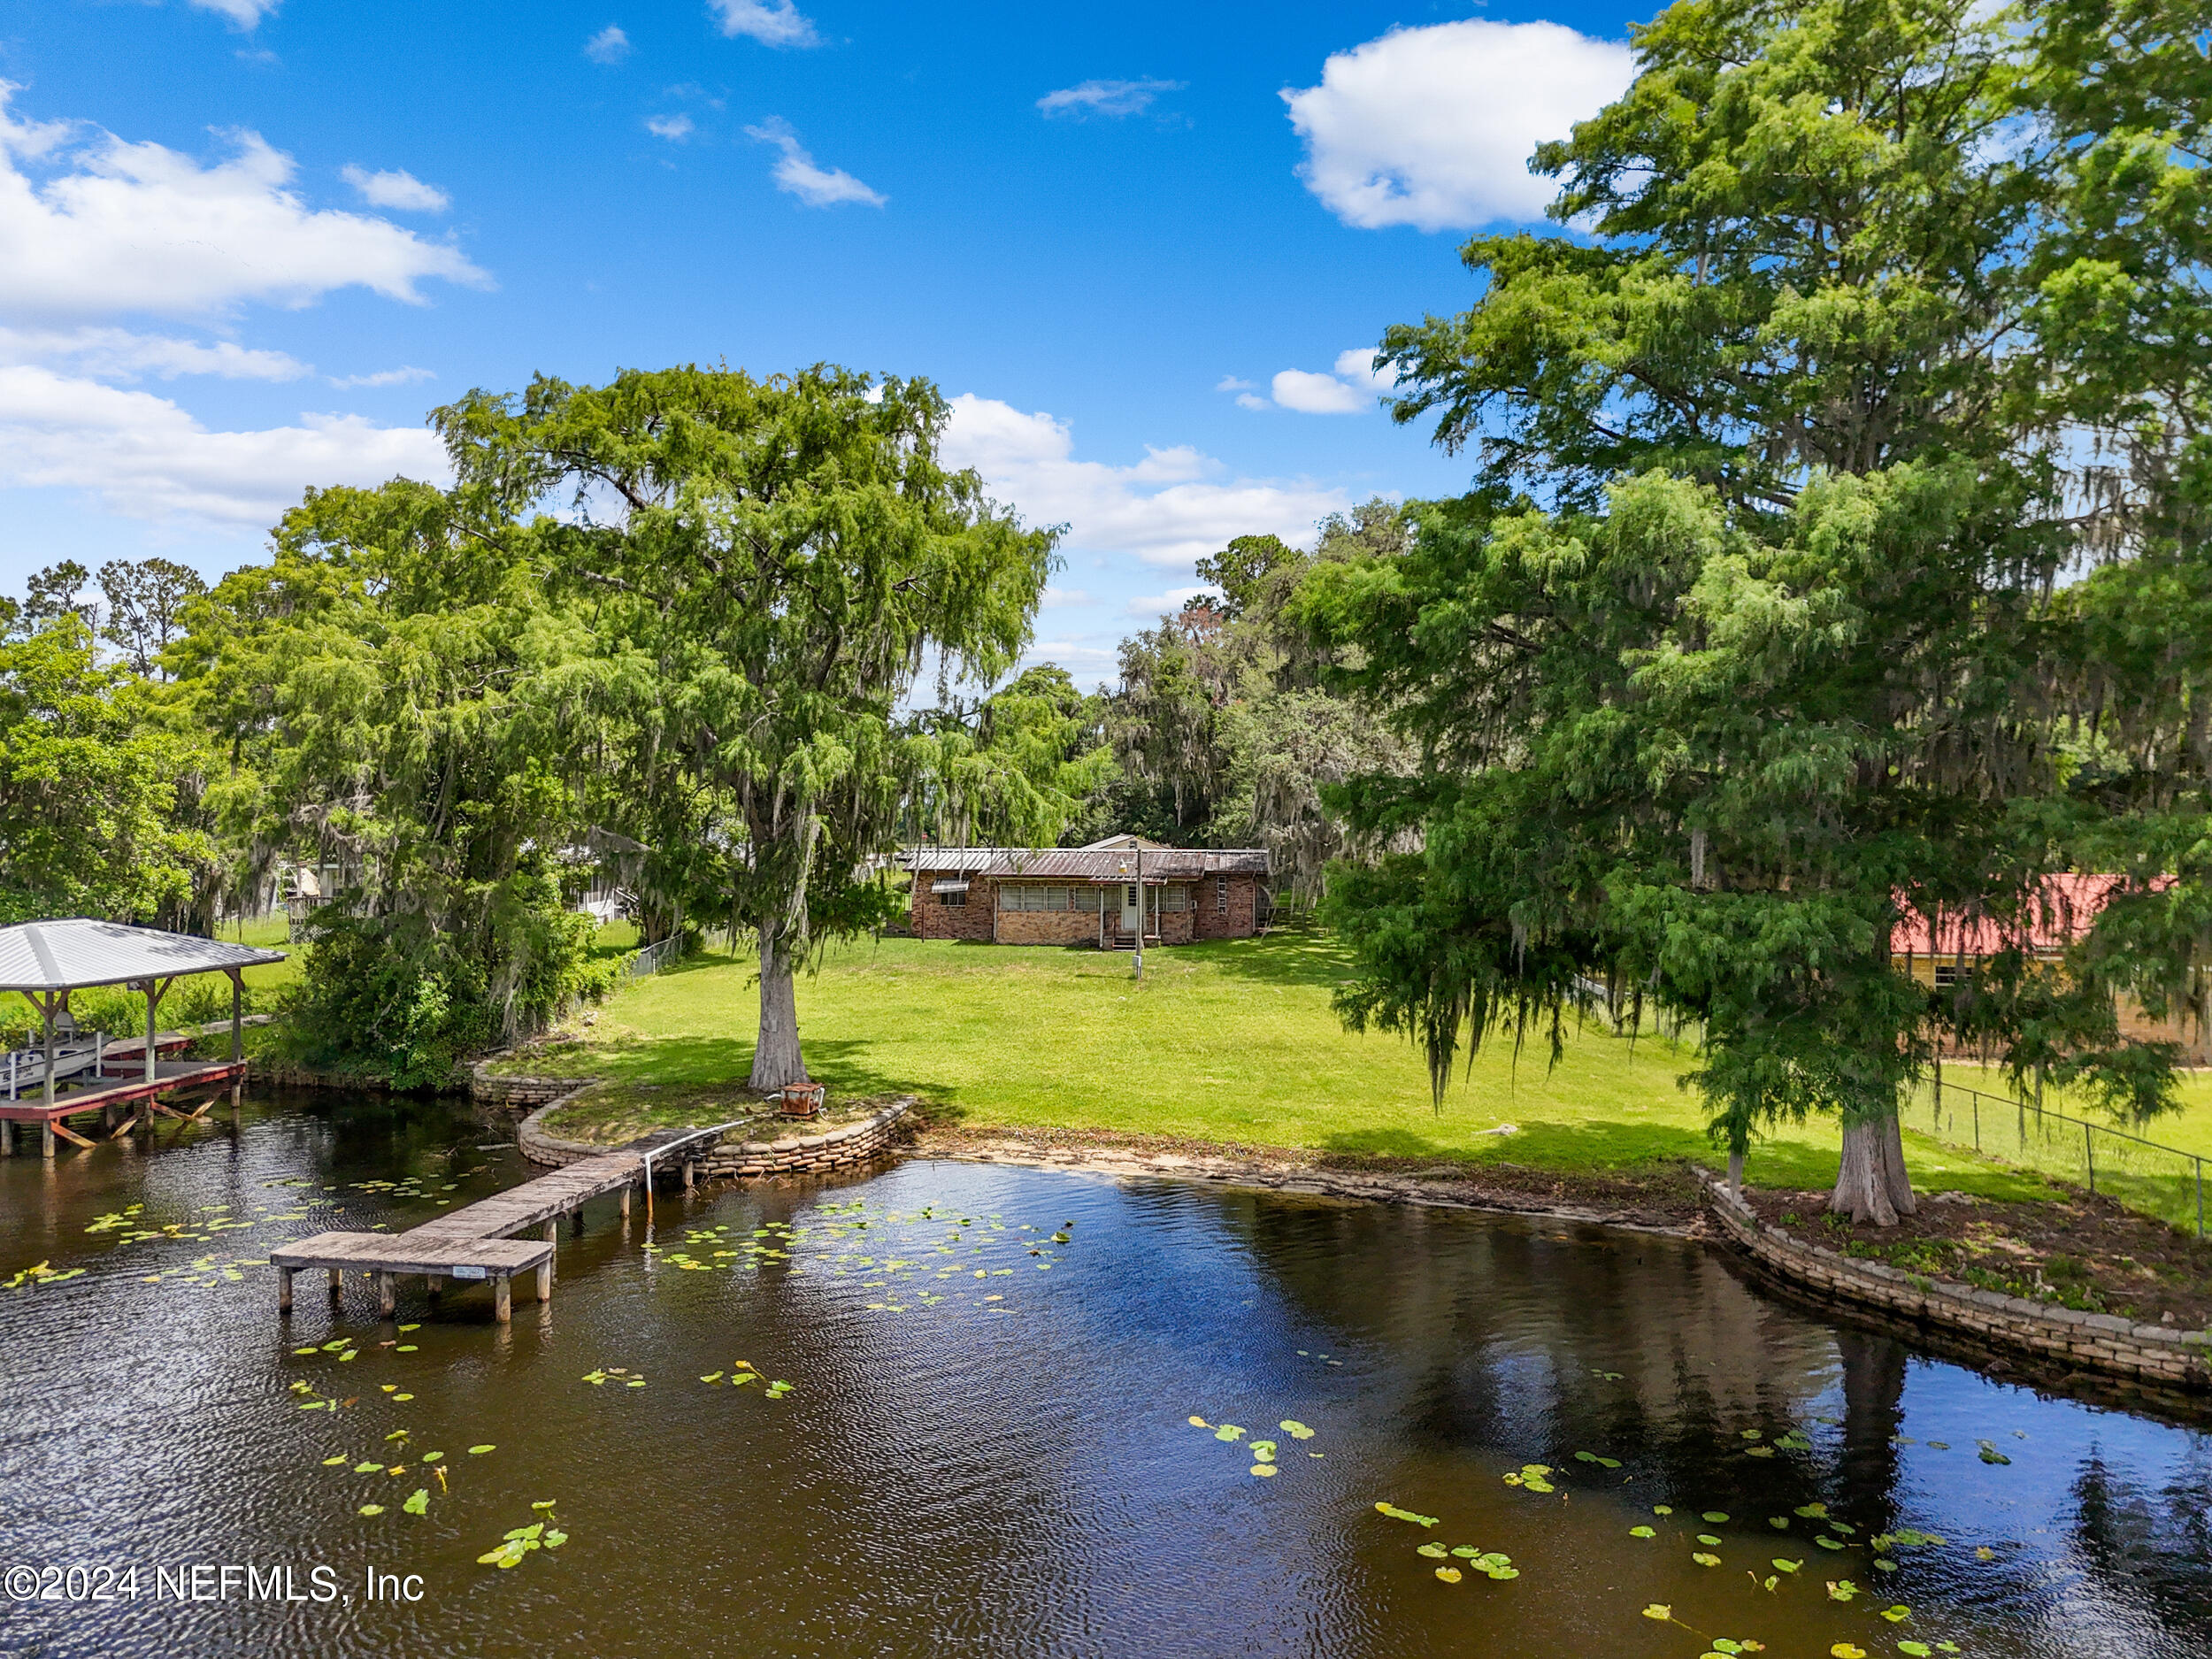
[{"left": 929, "top": 880, "right": 971, "bottom": 895}]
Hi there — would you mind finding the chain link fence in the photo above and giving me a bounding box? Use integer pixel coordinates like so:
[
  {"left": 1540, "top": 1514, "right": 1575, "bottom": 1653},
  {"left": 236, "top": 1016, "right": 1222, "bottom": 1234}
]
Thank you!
[
  {"left": 627, "top": 936, "right": 686, "bottom": 979},
  {"left": 1901, "top": 1073, "right": 2208, "bottom": 1236}
]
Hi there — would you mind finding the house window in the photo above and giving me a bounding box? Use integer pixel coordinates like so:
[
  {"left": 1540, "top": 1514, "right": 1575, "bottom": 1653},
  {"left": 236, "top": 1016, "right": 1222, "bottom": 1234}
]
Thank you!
[
  {"left": 1071, "top": 886, "right": 1102, "bottom": 912},
  {"left": 1216, "top": 876, "right": 1228, "bottom": 912},
  {"left": 1125, "top": 884, "right": 1138, "bottom": 909},
  {"left": 1162, "top": 884, "right": 1187, "bottom": 912},
  {"left": 940, "top": 888, "right": 966, "bottom": 909},
  {"left": 1933, "top": 963, "right": 1960, "bottom": 988}
]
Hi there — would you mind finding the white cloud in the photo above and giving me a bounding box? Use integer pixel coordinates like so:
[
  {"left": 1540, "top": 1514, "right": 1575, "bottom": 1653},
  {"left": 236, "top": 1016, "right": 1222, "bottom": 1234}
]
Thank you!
[
  {"left": 0, "top": 325, "right": 307, "bottom": 381},
  {"left": 646, "top": 113, "right": 695, "bottom": 142},
  {"left": 745, "top": 119, "right": 885, "bottom": 208},
  {"left": 190, "top": 0, "right": 279, "bottom": 27},
  {"left": 1331, "top": 346, "right": 1395, "bottom": 394},
  {"left": 1037, "top": 79, "right": 1185, "bottom": 119},
  {"left": 1233, "top": 347, "right": 1400, "bottom": 414},
  {"left": 708, "top": 0, "right": 818, "bottom": 47},
  {"left": 331, "top": 365, "right": 434, "bottom": 388},
  {"left": 0, "top": 364, "right": 448, "bottom": 525},
  {"left": 942, "top": 394, "right": 1349, "bottom": 569},
  {"left": 0, "top": 88, "right": 489, "bottom": 320},
  {"left": 1283, "top": 19, "right": 1632, "bottom": 230},
  {"left": 1126, "top": 585, "right": 1214, "bottom": 617},
  {"left": 1270, "top": 368, "right": 1367, "bottom": 415},
  {"left": 1214, "top": 374, "right": 1255, "bottom": 392},
  {"left": 1041, "top": 587, "right": 1093, "bottom": 608},
  {"left": 340, "top": 164, "right": 450, "bottom": 213},
  {"left": 585, "top": 25, "right": 632, "bottom": 65}
]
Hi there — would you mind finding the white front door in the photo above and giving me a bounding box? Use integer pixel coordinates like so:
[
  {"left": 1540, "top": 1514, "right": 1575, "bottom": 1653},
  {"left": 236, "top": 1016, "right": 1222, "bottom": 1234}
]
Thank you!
[{"left": 1120, "top": 884, "right": 1141, "bottom": 933}]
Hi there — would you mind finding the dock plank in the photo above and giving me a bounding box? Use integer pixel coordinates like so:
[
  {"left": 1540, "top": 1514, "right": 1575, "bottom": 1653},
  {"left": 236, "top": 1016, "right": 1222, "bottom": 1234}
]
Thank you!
[{"left": 270, "top": 1232, "right": 551, "bottom": 1275}]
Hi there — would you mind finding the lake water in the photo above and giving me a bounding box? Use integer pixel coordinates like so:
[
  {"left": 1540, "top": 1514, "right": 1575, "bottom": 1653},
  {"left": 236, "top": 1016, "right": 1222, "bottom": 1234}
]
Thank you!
[{"left": 1, "top": 1087, "right": 2208, "bottom": 1659}]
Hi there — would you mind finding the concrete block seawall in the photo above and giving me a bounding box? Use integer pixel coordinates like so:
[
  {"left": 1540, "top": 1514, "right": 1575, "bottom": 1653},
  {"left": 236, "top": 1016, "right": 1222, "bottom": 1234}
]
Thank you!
[
  {"left": 519, "top": 1094, "right": 915, "bottom": 1178},
  {"left": 1701, "top": 1173, "right": 2210, "bottom": 1393}
]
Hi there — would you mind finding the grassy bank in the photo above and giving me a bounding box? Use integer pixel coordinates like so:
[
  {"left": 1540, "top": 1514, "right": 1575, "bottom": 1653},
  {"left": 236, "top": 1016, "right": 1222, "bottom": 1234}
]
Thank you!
[{"left": 508, "top": 931, "right": 2060, "bottom": 1200}]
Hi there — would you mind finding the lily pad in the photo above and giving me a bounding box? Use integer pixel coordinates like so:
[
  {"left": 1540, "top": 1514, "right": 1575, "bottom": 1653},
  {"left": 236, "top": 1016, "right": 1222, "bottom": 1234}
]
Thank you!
[
  {"left": 1630, "top": 1525, "right": 1656, "bottom": 1539},
  {"left": 1248, "top": 1464, "right": 1276, "bottom": 1478},
  {"left": 357, "top": 1503, "right": 385, "bottom": 1517},
  {"left": 1280, "top": 1421, "right": 1315, "bottom": 1440},
  {"left": 1375, "top": 1502, "right": 1440, "bottom": 1528},
  {"left": 468, "top": 1444, "right": 495, "bottom": 1455},
  {"left": 1434, "top": 1566, "right": 1463, "bottom": 1583},
  {"left": 1641, "top": 1605, "right": 1672, "bottom": 1621},
  {"left": 1417, "top": 1543, "right": 1448, "bottom": 1559},
  {"left": 1693, "top": 1552, "right": 1722, "bottom": 1566},
  {"left": 1701, "top": 1511, "right": 1730, "bottom": 1524},
  {"left": 402, "top": 1488, "right": 428, "bottom": 1516}
]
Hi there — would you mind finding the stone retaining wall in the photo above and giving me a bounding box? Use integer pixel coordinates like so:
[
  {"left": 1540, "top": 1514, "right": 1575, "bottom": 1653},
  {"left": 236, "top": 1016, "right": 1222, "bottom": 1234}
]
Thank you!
[
  {"left": 516, "top": 1087, "right": 611, "bottom": 1167},
  {"left": 686, "top": 1099, "right": 915, "bottom": 1179},
  {"left": 470, "top": 1060, "right": 598, "bottom": 1109},
  {"left": 1702, "top": 1173, "right": 2211, "bottom": 1392},
  {"left": 518, "top": 1094, "right": 914, "bottom": 1179}
]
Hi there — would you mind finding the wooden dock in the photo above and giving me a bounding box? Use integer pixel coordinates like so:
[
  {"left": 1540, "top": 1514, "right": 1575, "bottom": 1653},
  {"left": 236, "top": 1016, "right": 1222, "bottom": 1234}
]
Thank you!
[
  {"left": 267, "top": 1130, "right": 709, "bottom": 1324},
  {"left": 0, "top": 1058, "right": 248, "bottom": 1154}
]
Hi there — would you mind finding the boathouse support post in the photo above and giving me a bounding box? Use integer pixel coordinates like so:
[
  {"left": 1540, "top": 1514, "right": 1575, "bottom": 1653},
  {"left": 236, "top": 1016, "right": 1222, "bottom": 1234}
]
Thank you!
[
  {"left": 542, "top": 1220, "right": 557, "bottom": 1284},
  {"left": 619, "top": 1182, "right": 631, "bottom": 1220},
  {"left": 535, "top": 1255, "right": 552, "bottom": 1302},
  {"left": 276, "top": 1265, "right": 294, "bottom": 1312},
  {"left": 493, "top": 1277, "right": 512, "bottom": 1324},
  {"left": 227, "top": 970, "right": 243, "bottom": 1062},
  {"left": 376, "top": 1271, "right": 396, "bottom": 1317},
  {"left": 327, "top": 1268, "right": 343, "bottom": 1301}
]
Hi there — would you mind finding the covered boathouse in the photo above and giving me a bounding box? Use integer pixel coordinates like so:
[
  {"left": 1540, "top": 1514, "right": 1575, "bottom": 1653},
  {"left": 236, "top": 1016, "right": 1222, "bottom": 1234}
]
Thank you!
[
  {"left": 900, "top": 835, "right": 1271, "bottom": 949},
  {"left": 0, "top": 919, "right": 284, "bottom": 1158}
]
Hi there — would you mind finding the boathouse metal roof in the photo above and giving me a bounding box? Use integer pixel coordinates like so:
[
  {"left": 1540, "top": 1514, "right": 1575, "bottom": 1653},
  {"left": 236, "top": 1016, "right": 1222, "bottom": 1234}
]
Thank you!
[{"left": 0, "top": 919, "right": 287, "bottom": 993}]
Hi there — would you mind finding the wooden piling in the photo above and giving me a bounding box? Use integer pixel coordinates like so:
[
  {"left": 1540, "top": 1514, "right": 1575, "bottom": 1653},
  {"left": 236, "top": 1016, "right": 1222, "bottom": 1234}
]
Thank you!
[
  {"left": 535, "top": 1256, "right": 552, "bottom": 1302},
  {"left": 542, "top": 1219, "right": 557, "bottom": 1284},
  {"left": 493, "top": 1277, "right": 512, "bottom": 1324},
  {"left": 41, "top": 1120, "right": 54, "bottom": 1160},
  {"left": 618, "top": 1183, "right": 630, "bottom": 1219},
  {"left": 327, "top": 1267, "right": 342, "bottom": 1301},
  {"left": 376, "top": 1271, "right": 395, "bottom": 1317},
  {"left": 569, "top": 1207, "right": 583, "bottom": 1237},
  {"left": 276, "top": 1265, "right": 294, "bottom": 1312}
]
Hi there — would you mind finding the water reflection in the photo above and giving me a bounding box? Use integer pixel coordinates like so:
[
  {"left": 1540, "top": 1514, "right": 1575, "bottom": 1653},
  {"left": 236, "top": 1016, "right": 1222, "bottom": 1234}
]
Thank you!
[{"left": 0, "top": 1093, "right": 2205, "bottom": 1658}]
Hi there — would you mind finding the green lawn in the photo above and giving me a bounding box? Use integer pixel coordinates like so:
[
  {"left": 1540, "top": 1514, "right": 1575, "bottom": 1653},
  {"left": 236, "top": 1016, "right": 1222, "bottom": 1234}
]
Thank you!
[{"left": 521, "top": 930, "right": 2059, "bottom": 1199}]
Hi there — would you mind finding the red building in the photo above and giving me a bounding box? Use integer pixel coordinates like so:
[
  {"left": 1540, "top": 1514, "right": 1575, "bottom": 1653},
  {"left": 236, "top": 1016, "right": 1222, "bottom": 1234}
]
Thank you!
[
  {"left": 900, "top": 835, "right": 1271, "bottom": 949},
  {"left": 1891, "top": 874, "right": 2208, "bottom": 1063}
]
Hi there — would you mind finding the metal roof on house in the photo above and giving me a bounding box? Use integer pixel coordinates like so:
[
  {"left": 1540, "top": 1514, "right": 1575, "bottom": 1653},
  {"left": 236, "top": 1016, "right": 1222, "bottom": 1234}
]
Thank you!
[
  {"left": 0, "top": 919, "right": 287, "bottom": 993},
  {"left": 899, "top": 846, "right": 1271, "bottom": 881},
  {"left": 1890, "top": 873, "right": 2155, "bottom": 958}
]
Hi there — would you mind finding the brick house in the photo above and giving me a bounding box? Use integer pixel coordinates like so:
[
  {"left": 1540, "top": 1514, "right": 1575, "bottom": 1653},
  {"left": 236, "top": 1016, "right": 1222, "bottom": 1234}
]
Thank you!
[
  {"left": 1891, "top": 873, "right": 2209, "bottom": 1063},
  {"left": 901, "top": 835, "right": 1271, "bottom": 949}
]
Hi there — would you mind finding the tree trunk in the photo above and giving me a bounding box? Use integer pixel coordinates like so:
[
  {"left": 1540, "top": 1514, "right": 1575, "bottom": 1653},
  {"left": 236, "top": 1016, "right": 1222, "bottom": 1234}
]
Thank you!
[
  {"left": 748, "top": 920, "right": 809, "bottom": 1092},
  {"left": 1879, "top": 1110, "right": 1918, "bottom": 1218},
  {"left": 1830, "top": 1112, "right": 1915, "bottom": 1225},
  {"left": 1727, "top": 1147, "right": 1745, "bottom": 1197}
]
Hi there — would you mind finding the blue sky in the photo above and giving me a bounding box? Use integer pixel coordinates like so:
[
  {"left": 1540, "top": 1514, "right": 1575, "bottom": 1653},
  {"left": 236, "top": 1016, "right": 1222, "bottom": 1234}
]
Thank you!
[{"left": 0, "top": 0, "right": 1643, "bottom": 686}]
